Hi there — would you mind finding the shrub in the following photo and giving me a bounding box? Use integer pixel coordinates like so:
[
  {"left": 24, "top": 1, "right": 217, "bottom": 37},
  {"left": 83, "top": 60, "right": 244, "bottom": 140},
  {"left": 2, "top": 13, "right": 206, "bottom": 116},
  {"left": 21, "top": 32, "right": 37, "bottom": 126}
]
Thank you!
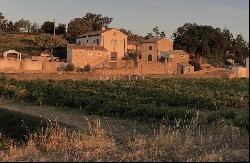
[
  {"left": 189, "top": 60, "right": 201, "bottom": 71},
  {"left": 64, "top": 63, "right": 75, "bottom": 72},
  {"left": 83, "top": 64, "right": 91, "bottom": 72}
]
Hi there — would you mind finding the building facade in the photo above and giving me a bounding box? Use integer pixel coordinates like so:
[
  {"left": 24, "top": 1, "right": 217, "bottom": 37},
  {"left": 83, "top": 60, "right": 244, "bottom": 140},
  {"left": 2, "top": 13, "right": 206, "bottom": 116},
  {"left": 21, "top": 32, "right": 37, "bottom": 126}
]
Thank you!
[
  {"left": 67, "top": 44, "right": 109, "bottom": 68},
  {"left": 138, "top": 38, "right": 173, "bottom": 62},
  {"left": 76, "top": 27, "right": 128, "bottom": 62}
]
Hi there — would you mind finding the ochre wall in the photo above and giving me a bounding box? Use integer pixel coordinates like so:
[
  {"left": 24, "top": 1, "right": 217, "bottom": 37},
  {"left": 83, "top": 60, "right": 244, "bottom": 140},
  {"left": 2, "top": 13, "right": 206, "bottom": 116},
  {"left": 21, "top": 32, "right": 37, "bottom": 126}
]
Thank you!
[
  {"left": 232, "top": 67, "right": 247, "bottom": 78},
  {"left": 141, "top": 43, "right": 158, "bottom": 62},
  {"left": 70, "top": 49, "right": 109, "bottom": 68},
  {"left": 0, "top": 59, "right": 20, "bottom": 70},
  {"left": 157, "top": 39, "right": 173, "bottom": 54},
  {"left": 21, "top": 60, "right": 43, "bottom": 71},
  {"left": 94, "top": 61, "right": 178, "bottom": 75},
  {"left": 0, "top": 59, "right": 60, "bottom": 72},
  {"left": 43, "top": 62, "right": 61, "bottom": 72},
  {"left": 101, "top": 29, "right": 128, "bottom": 60}
]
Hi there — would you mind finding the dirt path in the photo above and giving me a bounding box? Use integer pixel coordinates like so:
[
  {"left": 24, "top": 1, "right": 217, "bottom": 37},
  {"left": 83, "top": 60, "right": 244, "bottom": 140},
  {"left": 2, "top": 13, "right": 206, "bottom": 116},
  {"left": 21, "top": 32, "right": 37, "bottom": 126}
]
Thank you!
[{"left": 0, "top": 99, "right": 157, "bottom": 141}]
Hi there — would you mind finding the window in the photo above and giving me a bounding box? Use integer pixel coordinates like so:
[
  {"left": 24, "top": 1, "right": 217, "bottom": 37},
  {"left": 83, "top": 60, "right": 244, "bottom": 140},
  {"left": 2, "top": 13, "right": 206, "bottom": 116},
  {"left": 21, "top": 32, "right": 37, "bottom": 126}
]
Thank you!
[
  {"left": 149, "top": 46, "right": 152, "bottom": 50},
  {"left": 148, "top": 54, "right": 152, "bottom": 61},
  {"left": 97, "top": 51, "right": 101, "bottom": 55},
  {"left": 111, "top": 52, "right": 117, "bottom": 61},
  {"left": 96, "top": 39, "right": 100, "bottom": 45},
  {"left": 87, "top": 40, "right": 89, "bottom": 43},
  {"left": 139, "top": 55, "right": 142, "bottom": 59}
]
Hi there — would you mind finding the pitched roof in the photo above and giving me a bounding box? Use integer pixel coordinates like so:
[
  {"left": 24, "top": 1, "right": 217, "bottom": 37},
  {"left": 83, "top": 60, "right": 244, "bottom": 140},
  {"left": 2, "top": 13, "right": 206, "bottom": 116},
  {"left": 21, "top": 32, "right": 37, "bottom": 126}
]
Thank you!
[
  {"left": 128, "top": 41, "right": 141, "bottom": 45},
  {"left": 142, "top": 38, "right": 162, "bottom": 43},
  {"left": 67, "top": 44, "right": 108, "bottom": 51},
  {"left": 77, "top": 28, "right": 114, "bottom": 38}
]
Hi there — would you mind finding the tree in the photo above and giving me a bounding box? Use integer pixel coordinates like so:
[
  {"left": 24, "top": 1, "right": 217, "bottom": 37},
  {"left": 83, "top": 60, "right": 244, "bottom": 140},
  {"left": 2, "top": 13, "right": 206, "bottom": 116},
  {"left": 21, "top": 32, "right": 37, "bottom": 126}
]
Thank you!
[
  {"left": 153, "top": 26, "right": 160, "bottom": 38},
  {"left": 83, "top": 12, "right": 113, "bottom": 31},
  {"left": 146, "top": 26, "right": 167, "bottom": 39},
  {"left": 232, "top": 34, "right": 249, "bottom": 64},
  {"left": 172, "top": 23, "right": 249, "bottom": 65},
  {"left": 41, "top": 21, "right": 55, "bottom": 34},
  {"left": 145, "top": 33, "right": 154, "bottom": 40},
  {"left": 6, "top": 21, "right": 15, "bottom": 32},
  {"left": 55, "top": 23, "right": 66, "bottom": 35},
  {"left": 14, "top": 18, "right": 31, "bottom": 32},
  {"left": 120, "top": 28, "right": 144, "bottom": 42},
  {"left": 34, "top": 34, "right": 67, "bottom": 54},
  {"left": 67, "top": 18, "right": 92, "bottom": 42},
  {"left": 30, "top": 22, "right": 40, "bottom": 34},
  {"left": 160, "top": 31, "right": 166, "bottom": 38},
  {"left": 0, "top": 12, "right": 7, "bottom": 31}
]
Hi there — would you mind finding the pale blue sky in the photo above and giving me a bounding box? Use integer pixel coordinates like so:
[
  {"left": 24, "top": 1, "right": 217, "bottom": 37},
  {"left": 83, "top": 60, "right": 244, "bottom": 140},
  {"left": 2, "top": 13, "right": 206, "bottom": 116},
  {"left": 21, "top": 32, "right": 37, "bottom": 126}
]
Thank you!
[{"left": 0, "top": 0, "right": 249, "bottom": 41}]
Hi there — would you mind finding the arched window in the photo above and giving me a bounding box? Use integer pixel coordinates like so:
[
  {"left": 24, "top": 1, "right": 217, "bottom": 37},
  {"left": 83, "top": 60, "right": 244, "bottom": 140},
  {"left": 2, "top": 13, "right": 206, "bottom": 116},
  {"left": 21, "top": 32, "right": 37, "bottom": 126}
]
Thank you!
[{"left": 148, "top": 54, "right": 152, "bottom": 61}]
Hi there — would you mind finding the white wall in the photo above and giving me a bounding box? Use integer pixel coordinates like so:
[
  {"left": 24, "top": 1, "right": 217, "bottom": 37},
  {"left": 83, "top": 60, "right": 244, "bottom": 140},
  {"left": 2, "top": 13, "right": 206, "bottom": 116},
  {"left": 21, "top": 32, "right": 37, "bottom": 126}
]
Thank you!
[{"left": 76, "top": 36, "right": 102, "bottom": 46}]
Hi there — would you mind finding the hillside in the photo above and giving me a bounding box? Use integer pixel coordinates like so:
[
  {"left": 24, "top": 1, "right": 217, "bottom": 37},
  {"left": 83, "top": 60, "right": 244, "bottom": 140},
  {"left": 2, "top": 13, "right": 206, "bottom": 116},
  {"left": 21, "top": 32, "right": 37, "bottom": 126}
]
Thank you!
[{"left": 0, "top": 33, "right": 42, "bottom": 56}]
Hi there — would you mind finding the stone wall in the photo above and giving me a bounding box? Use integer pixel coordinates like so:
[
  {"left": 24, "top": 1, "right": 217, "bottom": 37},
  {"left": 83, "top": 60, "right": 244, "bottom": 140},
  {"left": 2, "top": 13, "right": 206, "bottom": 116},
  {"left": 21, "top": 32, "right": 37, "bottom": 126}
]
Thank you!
[
  {"left": 21, "top": 60, "right": 43, "bottom": 71},
  {"left": 94, "top": 61, "right": 178, "bottom": 75},
  {"left": 0, "top": 59, "right": 61, "bottom": 72},
  {"left": 42, "top": 62, "right": 61, "bottom": 72},
  {"left": 232, "top": 67, "right": 247, "bottom": 78},
  {"left": 0, "top": 59, "right": 20, "bottom": 70}
]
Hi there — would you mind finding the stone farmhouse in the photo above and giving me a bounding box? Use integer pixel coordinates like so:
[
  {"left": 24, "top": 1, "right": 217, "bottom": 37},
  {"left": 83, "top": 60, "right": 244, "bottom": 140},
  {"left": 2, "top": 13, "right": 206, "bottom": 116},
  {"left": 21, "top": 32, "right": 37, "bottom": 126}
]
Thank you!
[
  {"left": 0, "top": 27, "right": 195, "bottom": 75},
  {"left": 67, "top": 27, "right": 194, "bottom": 75}
]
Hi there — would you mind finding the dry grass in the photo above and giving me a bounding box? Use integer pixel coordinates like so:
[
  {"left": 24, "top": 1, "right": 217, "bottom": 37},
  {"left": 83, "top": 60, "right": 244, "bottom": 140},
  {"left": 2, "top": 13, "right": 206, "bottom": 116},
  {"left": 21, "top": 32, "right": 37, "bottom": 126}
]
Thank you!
[{"left": 0, "top": 118, "right": 249, "bottom": 162}]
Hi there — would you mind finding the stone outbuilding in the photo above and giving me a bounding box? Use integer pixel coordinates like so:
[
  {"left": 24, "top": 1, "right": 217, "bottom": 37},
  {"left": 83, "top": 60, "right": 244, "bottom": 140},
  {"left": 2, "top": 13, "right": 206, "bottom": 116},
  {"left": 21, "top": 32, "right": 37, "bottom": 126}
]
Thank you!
[{"left": 177, "top": 62, "right": 194, "bottom": 75}]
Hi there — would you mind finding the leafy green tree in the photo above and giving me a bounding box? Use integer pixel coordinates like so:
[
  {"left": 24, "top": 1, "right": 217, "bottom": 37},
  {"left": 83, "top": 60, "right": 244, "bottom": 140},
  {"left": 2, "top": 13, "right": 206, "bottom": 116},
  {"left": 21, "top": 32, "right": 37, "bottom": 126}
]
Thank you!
[
  {"left": 153, "top": 26, "right": 160, "bottom": 37},
  {"left": 56, "top": 23, "right": 66, "bottom": 35},
  {"left": 232, "top": 34, "right": 249, "bottom": 64},
  {"left": 146, "top": 26, "right": 167, "bottom": 39},
  {"left": 34, "top": 34, "right": 67, "bottom": 54},
  {"left": 30, "top": 22, "right": 40, "bottom": 34},
  {"left": 172, "top": 23, "right": 249, "bottom": 64},
  {"left": 160, "top": 31, "right": 166, "bottom": 38},
  {"left": 120, "top": 28, "right": 144, "bottom": 42},
  {"left": 67, "top": 18, "right": 92, "bottom": 42},
  {"left": 0, "top": 12, "right": 7, "bottom": 31},
  {"left": 83, "top": 12, "right": 113, "bottom": 31},
  {"left": 145, "top": 33, "right": 154, "bottom": 40},
  {"left": 6, "top": 21, "right": 15, "bottom": 32},
  {"left": 41, "top": 21, "right": 55, "bottom": 34},
  {"left": 14, "top": 18, "right": 31, "bottom": 32}
]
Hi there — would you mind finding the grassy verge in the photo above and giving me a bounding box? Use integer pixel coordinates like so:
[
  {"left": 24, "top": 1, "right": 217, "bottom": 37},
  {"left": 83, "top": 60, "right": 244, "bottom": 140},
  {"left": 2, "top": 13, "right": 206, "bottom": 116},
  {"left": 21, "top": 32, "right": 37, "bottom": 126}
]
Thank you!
[{"left": 0, "top": 119, "right": 249, "bottom": 162}]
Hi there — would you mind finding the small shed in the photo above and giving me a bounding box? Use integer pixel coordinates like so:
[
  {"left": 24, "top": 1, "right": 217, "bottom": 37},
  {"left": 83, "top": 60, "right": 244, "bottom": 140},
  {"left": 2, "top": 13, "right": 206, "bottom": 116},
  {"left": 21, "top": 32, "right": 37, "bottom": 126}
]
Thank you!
[{"left": 177, "top": 62, "right": 194, "bottom": 75}]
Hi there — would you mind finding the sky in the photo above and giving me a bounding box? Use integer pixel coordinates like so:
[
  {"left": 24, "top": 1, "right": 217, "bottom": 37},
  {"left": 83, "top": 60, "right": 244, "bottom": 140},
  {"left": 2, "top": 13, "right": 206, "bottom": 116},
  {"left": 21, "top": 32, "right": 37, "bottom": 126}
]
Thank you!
[{"left": 0, "top": 0, "right": 249, "bottom": 41}]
